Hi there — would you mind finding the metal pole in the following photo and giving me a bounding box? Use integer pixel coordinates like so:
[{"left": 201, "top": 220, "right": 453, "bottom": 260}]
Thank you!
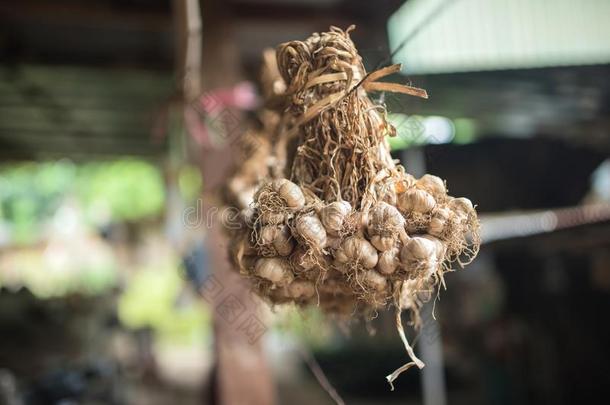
[{"left": 402, "top": 147, "right": 448, "bottom": 405}]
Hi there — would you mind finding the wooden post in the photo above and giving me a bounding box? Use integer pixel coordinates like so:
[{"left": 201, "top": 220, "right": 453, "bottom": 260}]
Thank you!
[{"left": 173, "top": 0, "right": 275, "bottom": 404}]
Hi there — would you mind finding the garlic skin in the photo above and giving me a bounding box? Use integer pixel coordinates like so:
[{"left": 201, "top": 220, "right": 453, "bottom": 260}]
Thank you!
[
  {"left": 449, "top": 197, "right": 474, "bottom": 218},
  {"left": 375, "top": 183, "right": 397, "bottom": 205},
  {"left": 401, "top": 236, "right": 438, "bottom": 264},
  {"left": 241, "top": 207, "right": 257, "bottom": 228},
  {"left": 428, "top": 206, "right": 452, "bottom": 237},
  {"left": 397, "top": 189, "right": 436, "bottom": 213},
  {"left": 416, "top": 174, "right": 446, "bottom": 198},
  {"left": 260, "top": 225, "right": 278, "bottom": 245},
  {"left": 291, "top": 246, "right": 316, "bottom": 271},
  {"left": 295, "top": 214, "right": 327, "bottom": 248},
  {"left": 368, "top": 202, "right": 405, "bottom": 251},
  {"left": 335, "top": 236, "right": 378, "bottom": 269},
  {"left": 260, "top": 211, "right": 286, "bottom": 225},
  {"left": 421, "top": 235, "right": 446, "bottom": 261},
  {"left": 259, "top": 224, "right": 294, "bottom": 256},
  {"left": 255, "top": 258, "right": 294, "bottom": 285},
  {"left": 377, "top": 248, "right": 400, "bottom": 275},
  {"left": 272, "top": 179, "right": 305, "bottom": 209},
  {"left": 320, "top": 201, "right": 352, "bottom": 236},
  {"left": 326, "top": 235, "right": 342, "bottom": 250},
  {"left": 364, "top": 270, "right": 387, "bottom": 292},
  {"left": 369, "top": 202, "right": 405, "bottom": 232},
  {"left": 401, "top": 236, "right": 446, "bottom": 278},
  {"left": 273, "top": 225, "right": 295, "bottom": 256},
  {"left": 288, "top": 280, "right": 316, "bottom": 299},
  {"left": 370, "top": 235, "right": 395, "bottom": 252}
]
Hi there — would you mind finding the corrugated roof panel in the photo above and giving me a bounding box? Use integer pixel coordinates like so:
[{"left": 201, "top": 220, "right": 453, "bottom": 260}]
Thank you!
[{"left": 388, "top": 0, "right": 610, "bottom": 74}]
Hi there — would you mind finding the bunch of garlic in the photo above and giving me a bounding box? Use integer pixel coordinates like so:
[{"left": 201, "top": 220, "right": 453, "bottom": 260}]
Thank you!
[{"left": 230, "top": 172, "right": 478, "bottom": 314}]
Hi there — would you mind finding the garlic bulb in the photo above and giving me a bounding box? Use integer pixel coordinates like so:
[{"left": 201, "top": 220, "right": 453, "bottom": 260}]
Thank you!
[
  {"left": 241, "top": 207, "right": 256, "bottom": 227},
  {"left": 272, "top": 179, "right": 305, "bottom": 209},
  {"left": 260, "top": 225, "right": 278, "bottom": 245},
  {"left": 364, "top": 270, "right": 387, "bottom": 292},
  {"left": 288, "top": 280, "right": 315, "bottom": 299},
  {"left": 291, "top": 247, "right": 317, "bottom": 271},
  {"left": 428, "top": 206, "right": 452, "bottom": 237},
  {"left": 273, "top": 225, "right": 294, "bottom": 256},
  {"left": 397, "top": 189, "right": 436, "bottom": 213},
  {"left": 375, "top": 183, "right": 397, "bottom": 205},
  {"left": 259, "top": 224, "right": 294, "bottom": 256},
  {"left": 335, "top": 236, "right": 378, "bottom": 269},
  {"left": 449, "top": 197, "right": 474, "bottom": 216},
  {"left": 421, "top": 235, "right": 446, "bottom": 261},
  {"left": 400, "top": 236, "right": 438, "bottom": 264},
  {"left": 320, "top": 201, "right": 352, "bottom": 236},
  {"left": 260, "top": 211, "right": 285, "bottom": 225},
  {"left": 377, "top": 248, "right": 400, "bottom": 275},
  {"left": 368, "top": 202, "right": 405, "bottom": 251},
  {"left": 295, "top": 214, "right": 327, "bottom": 248},
  {"left": 255, "top": 258, "right": 294, "bottom": 285},
  {"left": 416, "top": 174, "right": 446, "bottom": 198},
  {"left": 370, "top": 235, "right": 395, "bottom": 252},
  {"left": 396, "top": 173, "right": 416, "bottom": 193},
  {"left": 369, "top": 202, "right": 405, "bottom": 232},
  {"left": 326, "top": 235, "right": 342, "bottom": 250}
]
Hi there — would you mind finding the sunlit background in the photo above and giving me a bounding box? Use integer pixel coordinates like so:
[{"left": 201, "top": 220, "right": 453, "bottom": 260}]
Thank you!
[{"left": 0, "top": 0, "right": 609, "bottom": 404}]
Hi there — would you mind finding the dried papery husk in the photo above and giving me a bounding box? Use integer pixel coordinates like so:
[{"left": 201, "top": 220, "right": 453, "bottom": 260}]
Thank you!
[
  {"left": 293, "top": 213, "right": 327, "bottom": 250},
  {"left": 259, "top": 225, "right": 278, "bottom": 245},
  {"left": 279, "top": 26, "right": 411, "bottom": 209},
  {"left": 320, "top": 200, "right": 352, "bottom": 236},
  {"left": 416, "top": 174, "right": 447, "bottom": 200},
  {"left": 319, "top": 293, "right": 359, "bottom": 316},
  {"left": 288, "top": 280, "right": 316, "bottom": 299},
  {"left": 377, "top": 247, "right": 400, "bottom": 275},
  {"left": 335, "top": 236, "right": 378, "bottom": 269},
  {"left": 401, "top": 237, "right": 437, "bottom": 263},
  {"left": 254, "top": 257, "right": 294, "bottom": 285},
  {"left": 254, "top": 181, "right": 288, "bottom": 224}
]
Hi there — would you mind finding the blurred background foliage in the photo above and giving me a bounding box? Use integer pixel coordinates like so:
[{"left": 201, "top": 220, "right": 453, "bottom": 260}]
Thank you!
[
  {"left": 0, "top": 159, "right": 166, "bottom": 244},
  {"left": 0, "top": 158, "right": 209, "bottom": 348}
]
